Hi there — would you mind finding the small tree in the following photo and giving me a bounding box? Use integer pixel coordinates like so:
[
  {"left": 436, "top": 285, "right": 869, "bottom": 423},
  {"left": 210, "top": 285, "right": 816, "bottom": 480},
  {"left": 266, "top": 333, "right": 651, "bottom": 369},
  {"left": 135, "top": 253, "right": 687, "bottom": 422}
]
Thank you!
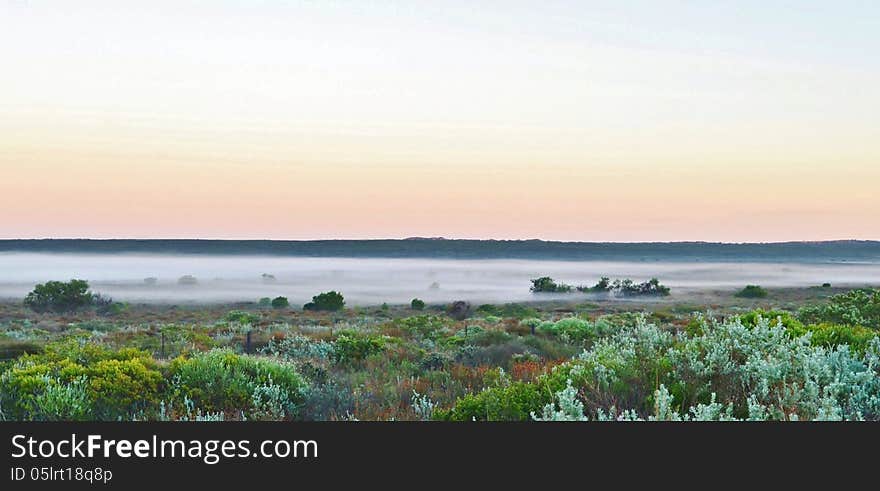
[
  {"left": 303, "top": 291, "right": 345, "bottom": 312},
  {"left": 24, "top": 279, "right": 94, "bottom": 313},
  {"left": 411, "top": 298, "right": 426, "bottom": 310},
  {"left": 271, "top": 296, "right": 290, "bottom": 309}
]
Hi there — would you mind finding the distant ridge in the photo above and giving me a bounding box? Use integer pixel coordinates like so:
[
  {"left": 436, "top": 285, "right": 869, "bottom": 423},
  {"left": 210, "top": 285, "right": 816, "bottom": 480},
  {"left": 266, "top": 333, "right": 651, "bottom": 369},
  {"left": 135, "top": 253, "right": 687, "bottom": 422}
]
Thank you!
[{"left": 1, "top": 239, "right": 879, "bottom": 263}]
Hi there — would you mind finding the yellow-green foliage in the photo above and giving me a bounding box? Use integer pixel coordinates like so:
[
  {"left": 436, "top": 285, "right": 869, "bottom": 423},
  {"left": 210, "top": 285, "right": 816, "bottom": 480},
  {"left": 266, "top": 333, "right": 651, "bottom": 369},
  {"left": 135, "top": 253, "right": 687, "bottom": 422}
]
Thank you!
[{"left": 0, "top": 340, "right": 161, "bottom": 420}]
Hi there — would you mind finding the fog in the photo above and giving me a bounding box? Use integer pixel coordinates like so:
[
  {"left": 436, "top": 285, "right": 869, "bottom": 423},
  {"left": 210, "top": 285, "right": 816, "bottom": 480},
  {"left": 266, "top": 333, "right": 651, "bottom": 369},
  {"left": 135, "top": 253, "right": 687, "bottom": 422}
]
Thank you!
[{"left": 1, "top": 253, "right": 879, "bottom": 305}]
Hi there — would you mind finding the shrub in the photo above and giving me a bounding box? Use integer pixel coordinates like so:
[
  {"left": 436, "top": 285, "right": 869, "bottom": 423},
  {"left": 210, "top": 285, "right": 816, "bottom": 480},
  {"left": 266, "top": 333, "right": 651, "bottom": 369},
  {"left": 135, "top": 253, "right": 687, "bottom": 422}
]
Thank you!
[
  {"left": 447, "top": 300, "right": 471, "bottom": 320},
  {"left": 303, "top": 291, "right": 345, "bottom": 312},
  {"left": 580, "top": 277, "right": 670, "bottom": 296},
  {"left": 788, "top": 323, "right": 878, "bottom": 354},
  {"left": 271, "top": 296, "right": 290, "bottom": 309},
  {"left": 736, "top": 285, "right": 768, "bottom": 298},
  {"left": 168, "top": 349, "right": 305, "bottom": 419},
  {"left": 263, "top": 335, "right": 335, "bottom": 362},
  {"left": 530, "top": 277, "right": 572, "bottom": 293},
  {"left": 584, "top": 278, "right": 670, "bottom": 297},
  {"left": 24, "top": 279, "right": 94, "bottom": 313},
  {"left": 411, "top": 298, "right": 426, "bottom": 310},
  {"left": 739, "top": 309, "right": 803, "bottom": 330},
  {"left": 225, "top": 310, "right": 260, "bottom": 325},
  {"left": 536, "top": 317, "right": 598, "bottom": 341},
  {"left": 332, "top": 334, "right": 386, "bottom": 364},
  {"left": 258, "top": 297, "right": 272, "bottom": 307},
  {"left": 94, "top": 294, "right": 126, "bottom": 316},
  {"left": 444, "top": 316, "right": 880, "bottom": 421},
  {"left": 798, "top": 288, "right": 880, "bottom": 329},
  {"left": 0, "top": 341, "right": 162, "bottom": 420},
  {"left": 436, "top": 381, "right": 548, "bottom": 421}
]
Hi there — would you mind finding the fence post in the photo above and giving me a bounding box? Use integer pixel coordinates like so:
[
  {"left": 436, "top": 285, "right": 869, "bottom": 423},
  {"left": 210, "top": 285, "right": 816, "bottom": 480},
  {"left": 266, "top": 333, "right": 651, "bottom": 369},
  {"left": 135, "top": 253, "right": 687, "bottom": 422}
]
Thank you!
[{"left": 246, "top": 330, "right": 252, "bottom": 353}]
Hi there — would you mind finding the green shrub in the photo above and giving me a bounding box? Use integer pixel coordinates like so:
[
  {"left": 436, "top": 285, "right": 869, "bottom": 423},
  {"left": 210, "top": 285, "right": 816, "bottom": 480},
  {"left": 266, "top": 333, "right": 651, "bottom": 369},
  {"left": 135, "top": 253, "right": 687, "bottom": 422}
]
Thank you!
[
  {"left": 735, "top": 285, "right": 768, "bottom": 298},
  {"left": 24, "top": 279, "right": 94, "bottom": 313},
  {"left": 788, "top": 323, "right": 878, "bottom": 354},
  {"left": 436, "top": 381, "right": 548, "bottom": 421},
  {"left": 258, "top": 297, "right": 272, "bottom": 307},
  {"left": 411, "top": 298, "right": 426, "bottom": 310},
  {"left": 168, "top": 349, "right": 305, "bottom": 419},
  {"left": 271, "top": 296, "right": 290, "bottom": 309},
  {"left": 536, "top": 317, "right": 598, "bottom": 341},
  {"left": 579, "top": 277, "right": 670, "bottom": 296},
  {"left": 225, "top": 310, "right": 260, "bottom": 325},
  {"left": 739, "top": 309, "right": 803, "bottom": 330},
  {"left": 303, "top": 291, "right": 344, "bottom": 312},
  {"left": 530, "top": 277, "right": 572, "bottom": 293},
  {"left": 798, "top": 288, "right": 880, "bottom": 329},
  {"left": 332, "top": 334, "right": 386, "bottom": 364},
  {"left": 0, "top": 341, "right": 162, "bottom": 420}
]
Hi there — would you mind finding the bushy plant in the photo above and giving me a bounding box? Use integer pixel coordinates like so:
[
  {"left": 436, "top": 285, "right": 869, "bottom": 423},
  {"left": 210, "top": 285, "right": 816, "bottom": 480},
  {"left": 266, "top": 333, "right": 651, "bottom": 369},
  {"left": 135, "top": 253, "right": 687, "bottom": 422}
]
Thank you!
[
  {"left": 788, "top": 323, "right": 878, "bottom": 354},
  {"left": 332, "top": 334, "right": 386, "bottom": 364},
  {"left": 580, "top": 277, "right": 670, "bottom": 296},
  {"left": 436, "top": 380, "right": 547, "bottom": 421},
  {"left": 536, "top": 317, "right": 599, "bottom": 342},
  {"left": 410, "top": 298, "right": 426, "bottom": 310},
  {"left": 736, "top": 285, "right": 768, "bottom": 298},
  {"left": 168, "top": 349, "right": 305, "bottom": 420},
  {"left": 799, "top": 288, "right": 880, "bottom": 329},
  {"left": 447, "top": 300, "right": 471, "bottom": 320},
  {"left": 0, "top": 340, "right": 162, "bottom": 420},
  {"left": 530, "top": 277, "right": 572, "bottom": 293},
  {"left": 225, "top": 310, "right": 260, "bottom": 325},
  {"left": 263, "top": 335, "right": 335, "bottom": 362},
  {"left": 24, "top": 279, "right": 94, "bottom": 313},
  {"left": 271, "top": 296, "right": 290, "bottom": 309},
  {"left": 303, "top": 291, "right": 344, "bottom": 312},
  {"left": 444, "top": 316, "right": 880, "bottom": 421}
]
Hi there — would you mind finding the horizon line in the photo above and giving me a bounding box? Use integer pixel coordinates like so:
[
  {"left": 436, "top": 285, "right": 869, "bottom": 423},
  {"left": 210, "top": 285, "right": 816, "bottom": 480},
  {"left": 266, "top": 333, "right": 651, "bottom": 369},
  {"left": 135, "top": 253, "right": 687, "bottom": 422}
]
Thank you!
[{"left": 2, "top": 237, "right": 880, "bottom": 246}]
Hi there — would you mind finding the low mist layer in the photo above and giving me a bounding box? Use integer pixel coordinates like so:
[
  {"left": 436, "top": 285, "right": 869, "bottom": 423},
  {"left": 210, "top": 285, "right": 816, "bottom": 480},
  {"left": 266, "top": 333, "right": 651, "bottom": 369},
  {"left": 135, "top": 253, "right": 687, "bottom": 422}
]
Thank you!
[{"left": 1, "top": 253, "right": 879, "bottom": 305}]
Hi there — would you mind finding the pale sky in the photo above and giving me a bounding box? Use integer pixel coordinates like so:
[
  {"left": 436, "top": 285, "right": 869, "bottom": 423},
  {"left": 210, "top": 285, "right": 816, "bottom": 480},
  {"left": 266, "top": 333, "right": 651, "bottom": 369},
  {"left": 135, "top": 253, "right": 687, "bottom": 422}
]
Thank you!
[{"left": 2, "top": 1, "right": 879, "bottom": 241}]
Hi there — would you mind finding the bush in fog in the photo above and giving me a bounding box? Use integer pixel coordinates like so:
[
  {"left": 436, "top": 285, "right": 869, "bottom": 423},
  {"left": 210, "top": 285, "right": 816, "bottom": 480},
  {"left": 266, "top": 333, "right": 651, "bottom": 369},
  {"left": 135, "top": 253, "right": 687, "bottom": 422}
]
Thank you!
[
  {"left": 177, "top": 275, "right": 198, "bottom": 285},
  {"left": 411, "top": 298, "right": 426, "bottom": 310},
  {"left": 271, "top": 296, "right": 290, "bottom": 309},
  {"left": 736, "top": 285, "right": 768, "bottom": 298},
  {"left": 258, "top": 297, "right": 272, "bottom": 307},
  {"left": 530, "top": 276, "right": 572, "bottom": 293},
  {"left": 447, "top": 300, "right": 471, "bottom": 320},
  {"left": 303, "top": 291, "right": 345, "bottom": 312},
  {"left": 581, "top": 277, "right": 670, "bottom": 296},
  {"left": 24, "top": 279, "right": 94, "bottom": 313}
]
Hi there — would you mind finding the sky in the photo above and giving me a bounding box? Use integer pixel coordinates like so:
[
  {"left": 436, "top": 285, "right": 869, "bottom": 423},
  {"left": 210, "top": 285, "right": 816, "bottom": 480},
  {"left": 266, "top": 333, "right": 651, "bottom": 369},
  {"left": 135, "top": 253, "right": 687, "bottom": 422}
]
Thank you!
[{"left": 1, "top": 1, "right": 879, "bottom": 242}]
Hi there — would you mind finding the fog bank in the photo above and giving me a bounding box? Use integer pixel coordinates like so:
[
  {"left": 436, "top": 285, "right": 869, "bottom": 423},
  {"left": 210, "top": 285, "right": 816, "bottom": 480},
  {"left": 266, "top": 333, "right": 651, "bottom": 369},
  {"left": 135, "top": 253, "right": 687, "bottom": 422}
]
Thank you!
[{"left": 1, "top": 253, "right": 878, "bottom": 305}]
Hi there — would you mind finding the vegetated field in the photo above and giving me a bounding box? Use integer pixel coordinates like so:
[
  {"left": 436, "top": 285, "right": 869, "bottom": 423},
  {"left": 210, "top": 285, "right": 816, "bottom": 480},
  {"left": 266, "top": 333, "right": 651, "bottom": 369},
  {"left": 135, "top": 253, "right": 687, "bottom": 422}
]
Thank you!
[{"left": 1, "top": 281, "right": 879, "bottom": 422}]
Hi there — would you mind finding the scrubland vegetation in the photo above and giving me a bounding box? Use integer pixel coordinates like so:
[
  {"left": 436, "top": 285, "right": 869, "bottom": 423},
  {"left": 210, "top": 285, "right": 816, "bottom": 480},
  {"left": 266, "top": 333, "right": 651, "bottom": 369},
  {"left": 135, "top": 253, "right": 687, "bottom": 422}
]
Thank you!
[{"left": 2, "top": 280, "right": 879, "bottom": 421}]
